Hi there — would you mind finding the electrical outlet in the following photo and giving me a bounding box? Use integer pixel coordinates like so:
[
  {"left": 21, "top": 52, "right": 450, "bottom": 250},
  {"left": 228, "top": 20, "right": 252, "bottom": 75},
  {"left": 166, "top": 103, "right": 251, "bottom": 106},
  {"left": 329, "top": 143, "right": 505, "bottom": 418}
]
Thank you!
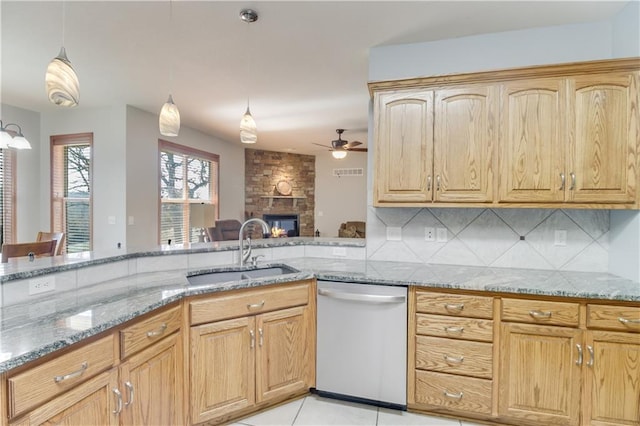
[
  {"left": 332, "top": 247, "right": 347, "bottom": 257},
  {"left": 424, "top": 227, "right": 435, "bottom": 242},
  {"left": 29, "top": 276, "right": 56, "bottom": 296},
  {"left": 386, "top": 227, "right": 402, "bottom": 241},
  {"left": 554, "top": 230, "right": 567, "bottom": 246},
  {"left": 436, "top": 228, "right": 448, "bottom": 242}
]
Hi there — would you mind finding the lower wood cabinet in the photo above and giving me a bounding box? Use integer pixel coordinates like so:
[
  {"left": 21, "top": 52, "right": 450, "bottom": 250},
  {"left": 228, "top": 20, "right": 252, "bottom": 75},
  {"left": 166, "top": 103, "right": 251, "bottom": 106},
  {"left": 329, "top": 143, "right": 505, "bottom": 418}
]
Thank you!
[{"left": 189, "top": 280, "right": 316, "bottom": 425}]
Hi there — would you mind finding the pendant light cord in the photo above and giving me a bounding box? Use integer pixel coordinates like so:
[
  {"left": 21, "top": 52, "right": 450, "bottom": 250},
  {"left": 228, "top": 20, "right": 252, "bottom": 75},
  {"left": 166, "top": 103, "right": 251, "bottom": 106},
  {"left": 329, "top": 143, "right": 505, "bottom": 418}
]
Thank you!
[
  {"left": 168, "top": 0, "right": 174, "bottom": 93},
  {"left": 246, "top": 20, "right": 252, "bottom": 109},
  {"left": 61, "top": 1, "right": 66, "bottom": 47}
]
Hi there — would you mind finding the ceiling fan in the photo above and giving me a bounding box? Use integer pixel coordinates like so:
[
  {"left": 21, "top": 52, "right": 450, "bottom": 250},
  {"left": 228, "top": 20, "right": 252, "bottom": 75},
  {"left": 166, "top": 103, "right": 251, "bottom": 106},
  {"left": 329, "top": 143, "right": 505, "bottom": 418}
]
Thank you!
[{"left": 312, "top": 129, "right": 367, "bottom": 158}]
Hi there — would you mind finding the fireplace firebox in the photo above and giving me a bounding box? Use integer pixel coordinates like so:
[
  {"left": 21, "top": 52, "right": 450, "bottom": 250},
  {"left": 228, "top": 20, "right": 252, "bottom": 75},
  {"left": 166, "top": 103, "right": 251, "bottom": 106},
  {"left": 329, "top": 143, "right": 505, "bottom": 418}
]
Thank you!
[{"left": 263, "top": 214, "right": 299, "bottom": 237}]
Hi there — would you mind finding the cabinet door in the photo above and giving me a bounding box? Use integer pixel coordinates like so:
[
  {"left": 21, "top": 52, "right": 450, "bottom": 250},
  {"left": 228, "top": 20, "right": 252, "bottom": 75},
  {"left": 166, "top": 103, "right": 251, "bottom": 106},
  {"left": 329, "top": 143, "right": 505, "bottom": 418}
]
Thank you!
[
  {"left": 568, "top": 72, "right": 639, "bottom": 203},
  {"left": 10, "top": 370, "right": 118, "bottom": 425},
  {"left": 374, "top": 90, "right": 433, "bottom": 203},
  {"left": 256, "top": 306, "right": 312, "bottom": 404},
  {"left": 499, "top": 79, "right": 566, "bottom": 202},
  {"left": 499, "top": 323, "right": 581, "bottom": 425},
  {"left": 120, "top": 332, "right": 183, "bottom": 426},
  {"left": 434, "top": 85, "right": 497, "bottom": 203},
  {"left": 584, "top": 331, "right": 640, "bottom": 426},
  {"left": 191, "top": 317, "right": 255, "bottom": 424}
]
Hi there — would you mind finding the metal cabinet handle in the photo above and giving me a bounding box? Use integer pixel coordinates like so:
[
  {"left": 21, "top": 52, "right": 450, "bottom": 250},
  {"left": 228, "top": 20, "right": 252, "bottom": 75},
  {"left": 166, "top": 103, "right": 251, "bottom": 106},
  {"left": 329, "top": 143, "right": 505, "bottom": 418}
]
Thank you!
[
  {"left": 576, "top": 344, "right": 583, "bottom": 366},
  {"left": 443, "top": 390, "right": 464, "bottom": 400},
  {"left": 259, "top": 328, "right": 264, "bottom": 347},
  {"left": 54, "top": 362, "right": 88, "bottom": 383},
  {"left": 587, "top": 345, "right": 594, "bottom": 367},
  {"left": 619, "top": 316, "right": 640, "bottom": 326},
  {"left": 146, "top": 323, "right": 167, "bottom": 338},
  {"left": 247, "top": 300, "right": 265, "bottom": 310},
  {"left": 529, "top": 310, "right": 552, "bottom": 319},
  {"left": 443, "top": 354, "right": 464, "bottom": 364},
  {"left": 444, "top": 303, "right": 464, "bottom": 312},
  {"left": 124, "top": 381, "right": 134, "bottom": 407},
  {"left": 318, "top": 288, "right": 406, "bottom": 304},
  {"left": 250, "top": 330, "right": 255, "bottom": 349},
  {"left": 427, "top": 176, "right": 432, "bottom": 191},
  {"left": 112, "top": 388, "right": 123, "bottom": 415},
  {"left": 436, "top": 175, "right": 441, "bottom": 191},
  {"left": 443, "top": 326, "right": 464, "bottom": 334},
  {"left": 560, "top": 173, "right": 566, "bottom": 190},
  {"left": 569, "top": 172, "right": 576, "bottom": 190}
]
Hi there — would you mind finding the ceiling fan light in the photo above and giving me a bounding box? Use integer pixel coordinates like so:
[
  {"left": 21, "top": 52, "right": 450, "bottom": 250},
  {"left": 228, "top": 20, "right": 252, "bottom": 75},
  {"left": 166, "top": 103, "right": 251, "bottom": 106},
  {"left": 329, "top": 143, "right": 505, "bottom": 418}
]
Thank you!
[
  {"left": 332, "top": 150, "right": 347, "bottom": 159},
  {"left": 159, "top": 94, "right": 180, "bottom": 137},
  {"left": 240, "top": 106, "right": 257, "bottom": 144},
  {"left": 45, "top": 47, "right": 80, "bottom": 107}
]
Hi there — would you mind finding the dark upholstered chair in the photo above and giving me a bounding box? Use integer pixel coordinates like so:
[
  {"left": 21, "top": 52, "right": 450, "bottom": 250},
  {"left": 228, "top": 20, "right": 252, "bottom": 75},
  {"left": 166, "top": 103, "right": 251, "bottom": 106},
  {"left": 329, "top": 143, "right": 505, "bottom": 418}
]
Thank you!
[{"left": 207, "top": 219, "right": 243, "bottom": 241}]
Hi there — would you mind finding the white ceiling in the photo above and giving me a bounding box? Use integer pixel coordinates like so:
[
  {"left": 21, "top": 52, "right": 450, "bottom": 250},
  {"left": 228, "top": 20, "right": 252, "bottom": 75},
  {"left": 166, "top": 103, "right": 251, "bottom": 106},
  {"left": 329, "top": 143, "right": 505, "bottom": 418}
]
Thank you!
[{"left": 0, "top": 1, "right": 629, "bottom": 154}]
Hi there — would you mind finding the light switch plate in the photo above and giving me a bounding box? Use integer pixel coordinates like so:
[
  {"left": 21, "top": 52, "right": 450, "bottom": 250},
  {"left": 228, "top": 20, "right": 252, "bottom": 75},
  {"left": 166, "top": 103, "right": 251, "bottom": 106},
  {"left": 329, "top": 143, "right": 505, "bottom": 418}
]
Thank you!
[
  {"left": 436, "top": 228, "right": 448, "bottom": 243},
  {"left": 386, "top": 227, "right": 402, "bottom": 241},
  {"left": 424, "top": 227, "right": 435, "bottom": 242},
  {"left": 332, "top": 247, "right": 347, "bottom": 257},
  {"left": 554, "top": 230, "right": 567, "bottom": 246}
]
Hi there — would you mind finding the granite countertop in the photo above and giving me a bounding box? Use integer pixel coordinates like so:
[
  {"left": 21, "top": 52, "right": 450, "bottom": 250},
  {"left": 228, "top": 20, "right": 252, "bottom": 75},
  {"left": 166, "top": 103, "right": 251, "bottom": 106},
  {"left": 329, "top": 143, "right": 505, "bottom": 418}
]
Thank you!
[{"left": 1, "top": 257, "right": 638, "bottom": 373}]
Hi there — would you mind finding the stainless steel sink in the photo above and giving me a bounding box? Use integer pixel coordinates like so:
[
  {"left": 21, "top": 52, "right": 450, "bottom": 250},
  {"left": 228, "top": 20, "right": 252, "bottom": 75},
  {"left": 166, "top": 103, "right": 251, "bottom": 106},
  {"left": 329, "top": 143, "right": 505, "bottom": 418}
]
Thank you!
[{"left": 187, "top": 265, "right": 299, "bottom": 286}]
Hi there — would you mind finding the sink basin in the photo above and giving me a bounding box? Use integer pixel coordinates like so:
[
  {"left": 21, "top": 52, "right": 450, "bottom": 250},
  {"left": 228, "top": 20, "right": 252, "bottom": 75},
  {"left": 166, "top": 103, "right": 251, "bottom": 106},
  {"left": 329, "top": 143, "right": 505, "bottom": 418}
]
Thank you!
[{"left": 187, "top": 265, "right": 299, "bottom": 286}]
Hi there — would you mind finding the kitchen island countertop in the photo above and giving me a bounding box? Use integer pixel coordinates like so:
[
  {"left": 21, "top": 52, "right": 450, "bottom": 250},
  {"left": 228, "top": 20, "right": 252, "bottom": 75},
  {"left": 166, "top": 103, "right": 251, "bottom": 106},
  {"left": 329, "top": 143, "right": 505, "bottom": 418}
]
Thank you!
[{"left": 0, "top": 256, "right": 638, "bottom": 373}]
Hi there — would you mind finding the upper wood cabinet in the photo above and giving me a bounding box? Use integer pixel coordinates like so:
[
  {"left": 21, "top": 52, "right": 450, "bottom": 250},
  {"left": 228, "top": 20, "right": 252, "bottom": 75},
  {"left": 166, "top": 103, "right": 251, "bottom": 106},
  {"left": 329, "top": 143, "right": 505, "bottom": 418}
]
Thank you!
[
  {"left": 369, "top": 58, "right": 640, "bottom": 208},
  {"left": 374, "top": 90, "right": 433, "bottom": 203}
]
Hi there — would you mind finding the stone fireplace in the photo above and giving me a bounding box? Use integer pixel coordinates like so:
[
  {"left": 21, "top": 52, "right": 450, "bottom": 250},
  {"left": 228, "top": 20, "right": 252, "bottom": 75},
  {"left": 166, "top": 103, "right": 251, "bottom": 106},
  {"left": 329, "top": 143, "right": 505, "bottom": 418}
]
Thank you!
[
  {"left": 245, "top": 149, "right": 315, "bottom": 237},
  {"left": 263, "top": 214, "right": 299, "bottom": 237}
]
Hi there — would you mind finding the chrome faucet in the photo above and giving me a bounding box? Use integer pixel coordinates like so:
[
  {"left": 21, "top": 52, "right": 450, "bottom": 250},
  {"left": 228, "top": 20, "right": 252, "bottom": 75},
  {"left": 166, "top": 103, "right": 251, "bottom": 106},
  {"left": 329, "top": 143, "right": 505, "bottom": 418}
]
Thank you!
[{"left": 238, "top": 218, "right": 270, "bottom": 266}]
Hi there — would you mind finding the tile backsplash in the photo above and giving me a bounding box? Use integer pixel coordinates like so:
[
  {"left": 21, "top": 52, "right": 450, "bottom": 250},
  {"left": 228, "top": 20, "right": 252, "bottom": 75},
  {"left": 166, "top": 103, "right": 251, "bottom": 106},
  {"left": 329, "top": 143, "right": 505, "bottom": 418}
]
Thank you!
[{"left": 366, "top": 207, "right": 609, "bottom": 272}]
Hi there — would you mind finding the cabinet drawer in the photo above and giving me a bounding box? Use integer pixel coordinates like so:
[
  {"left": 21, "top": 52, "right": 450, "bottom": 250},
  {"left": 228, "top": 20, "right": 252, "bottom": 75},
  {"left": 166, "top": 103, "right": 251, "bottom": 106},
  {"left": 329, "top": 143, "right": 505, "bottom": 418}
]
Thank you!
[
  {"left": 415, "top": 313, "right": 493, "bottom": 342},
  {"left": 502, "top": 298, "right": 579, "bottom": 327},
  {"left": 587, "top": 304, "right": 640, "bottom": 332},
  {"left": 415, "top": 370, "right": 492, "bottom": 415},
  {"left": 120, "top": 305, "right": 182, "bottom": 358},
  {"left": 416, "top": 291, "right": 493, "bottom": 319},
  {"left": 190, "top": 282, "right": 310, "bottom": 325},
  {"left": 416, "top": 336, "right": 493, "bottom": 379},
  {"left": 8, "top": 334, "right": 116, "bottom": 419}
]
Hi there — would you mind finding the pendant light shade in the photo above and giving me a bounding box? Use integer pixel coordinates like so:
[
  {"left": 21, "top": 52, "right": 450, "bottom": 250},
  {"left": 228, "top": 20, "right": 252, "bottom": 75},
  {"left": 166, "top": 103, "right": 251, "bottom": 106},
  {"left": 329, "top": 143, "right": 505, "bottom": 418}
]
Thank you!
[
  {"left": 332, "top": 150, "right": 347, "bottom": 159},
  {"left": 45, "top": 47, "right": 80, "bottom": 107},
  {"left": 0, "top": 130, "right": 12, "bottom": 149},
  {"left": 240, "top": 105, "right": 257, "bottom": 144},
  {"left": 159, "top": 94, "right": 180, "bottom": 137}
]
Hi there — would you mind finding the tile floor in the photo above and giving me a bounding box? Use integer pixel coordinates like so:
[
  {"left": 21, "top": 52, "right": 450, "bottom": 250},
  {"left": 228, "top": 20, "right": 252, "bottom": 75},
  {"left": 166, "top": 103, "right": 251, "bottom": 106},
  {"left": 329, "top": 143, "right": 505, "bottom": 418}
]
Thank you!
[{"left": 231, "top": 394, "right": 485, "bottom": 426}]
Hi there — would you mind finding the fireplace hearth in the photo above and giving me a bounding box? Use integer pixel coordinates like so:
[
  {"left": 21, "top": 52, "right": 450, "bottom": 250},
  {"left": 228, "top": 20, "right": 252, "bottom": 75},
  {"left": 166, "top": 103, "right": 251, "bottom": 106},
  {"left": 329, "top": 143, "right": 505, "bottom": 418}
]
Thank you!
[{"left": 263, "top": 214, "right": 299, "bottom": 237}]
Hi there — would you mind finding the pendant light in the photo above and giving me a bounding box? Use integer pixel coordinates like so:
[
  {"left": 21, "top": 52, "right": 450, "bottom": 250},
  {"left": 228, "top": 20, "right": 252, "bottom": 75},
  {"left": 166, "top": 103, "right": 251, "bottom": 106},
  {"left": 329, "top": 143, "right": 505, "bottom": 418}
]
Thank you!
[
  {"left": 45, "top": 2, "right": 80, "bottom": 107},
  {"left": 159, "top": 0, "right": 180, "bottom": 137},
  {"left": 239, "top": 8, "right": 258, "bottom": 144}
]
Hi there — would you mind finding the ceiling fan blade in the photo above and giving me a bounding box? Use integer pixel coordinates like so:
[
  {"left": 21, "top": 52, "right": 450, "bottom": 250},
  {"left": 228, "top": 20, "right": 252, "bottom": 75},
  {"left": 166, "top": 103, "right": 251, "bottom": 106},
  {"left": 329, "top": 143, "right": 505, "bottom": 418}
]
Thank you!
[
  {"left": 344, "top": 141, "right": 362, "bottom": 149},
  {"left": 312, "top": 142, "right": 333, "bottom": 149},
  {"left": 347, "top": 148, "right": 368, "bottom": 152}
]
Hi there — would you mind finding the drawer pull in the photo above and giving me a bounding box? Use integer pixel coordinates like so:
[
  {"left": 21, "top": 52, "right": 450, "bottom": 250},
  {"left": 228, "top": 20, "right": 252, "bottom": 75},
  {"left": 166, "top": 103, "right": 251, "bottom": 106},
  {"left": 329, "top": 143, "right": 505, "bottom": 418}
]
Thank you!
[
  {"left": 250, "top": 330, "right": 255, "bottom": 349},
  {"left": 247, "top": 300, "right": 265, "bottom": 311},
  {"left": 443, "top": 326, "right": 464, "bottom": 334},
  {"left": 146, "top": 323, "right": 167, "bottom": 338},
  {"left": 444, "top": 303, "right": 464, "bottom": 312},
  {"left": 569, "top": 172, "right": 576, "bottom": 190},
  {"left": 587, "top": 345, "right": 594, "bottom": 367},
  {"left": 560, "top": 173, "right": 566, "bottom": 190},
  {"left": 54, "top": 361, "right": 88, "bottom": 383},
  {"left": 124, "top": 381, "right": 134, "bottom": 407},
  {"left": 427, "top": 175, "right": 432, "bottom": 191},
  {"left": 443, "top": 354, "right": 464, "bottom": 364},
  {"left": 443, "top": 390, "right": 464, "bottom": 400},
  {"left": 259, "top": 328, "right": 264, "bottom": 347},
  {"left": 113, "top": 388, "right": 123, "bottom": 415},
  {"left": 529, "top": 310, "right": 552, "bottom": 319},
  {"left": 618, "top": 316, "right": 640, "bottom": 326}
]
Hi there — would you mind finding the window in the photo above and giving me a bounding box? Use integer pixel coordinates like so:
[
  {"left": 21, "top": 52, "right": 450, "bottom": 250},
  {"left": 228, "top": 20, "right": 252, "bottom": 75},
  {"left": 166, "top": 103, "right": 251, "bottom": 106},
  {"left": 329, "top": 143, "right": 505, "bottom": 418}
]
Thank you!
[
  {"left": 0, "top": 149, "right": 16, "bottom": 245},
  {"left": 159, "top": 140, "right": 219, "bottom": 244},
  {"left": 51, "top": 133, "right": 93, "bottom": 253}
]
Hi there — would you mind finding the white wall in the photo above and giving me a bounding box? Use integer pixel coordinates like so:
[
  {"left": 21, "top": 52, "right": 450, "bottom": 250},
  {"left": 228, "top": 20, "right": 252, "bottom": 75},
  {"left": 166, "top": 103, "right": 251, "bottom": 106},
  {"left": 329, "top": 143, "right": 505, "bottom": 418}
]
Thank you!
[
  {"left": 367, "top": 13, "right": 639, "bottom": 274},
  {"left": 315, "top": 151, "right": 367, "bottom": 237},
  {"left": 125, "top": 106, "right": 245, "bottom": 250},
  {"left": 0, "top": 104, "right": 41, "bottom": 242},
  {"left": 40, "top": 106, "right": 128, "bottom": 251}
]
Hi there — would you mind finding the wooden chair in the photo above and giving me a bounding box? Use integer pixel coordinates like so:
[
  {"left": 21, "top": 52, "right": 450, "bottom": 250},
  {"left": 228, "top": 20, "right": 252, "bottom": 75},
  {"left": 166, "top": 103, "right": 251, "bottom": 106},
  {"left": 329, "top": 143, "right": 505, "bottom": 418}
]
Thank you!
[
  {"left": 36, "top": 231, "right": 65, "bottom": 255},
  {"left": 1, "top": 240, "right": 57, "bottom": 263}
]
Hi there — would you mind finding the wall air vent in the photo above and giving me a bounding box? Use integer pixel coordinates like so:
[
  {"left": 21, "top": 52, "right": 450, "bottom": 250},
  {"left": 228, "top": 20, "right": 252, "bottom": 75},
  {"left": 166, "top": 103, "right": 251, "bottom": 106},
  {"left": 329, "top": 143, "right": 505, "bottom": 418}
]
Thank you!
[{"left": 333, "top": 168, "right": 364, "bottom": 177}]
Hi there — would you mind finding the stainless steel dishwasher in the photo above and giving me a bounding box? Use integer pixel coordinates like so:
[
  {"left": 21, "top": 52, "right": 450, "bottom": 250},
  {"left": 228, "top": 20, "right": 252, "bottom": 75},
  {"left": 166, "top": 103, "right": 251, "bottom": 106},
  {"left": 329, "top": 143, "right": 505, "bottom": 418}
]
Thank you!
[{"left": 316, "top": 280, "right": 407, "bottom": 409}]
